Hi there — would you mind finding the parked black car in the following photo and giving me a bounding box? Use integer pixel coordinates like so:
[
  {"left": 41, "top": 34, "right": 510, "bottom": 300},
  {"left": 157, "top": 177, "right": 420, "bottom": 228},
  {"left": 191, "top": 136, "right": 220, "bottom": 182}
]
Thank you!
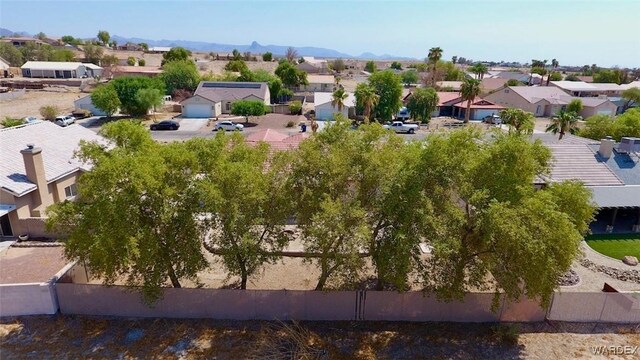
[{"left": 150, "top": 120, "right": 180, "bottom": 131}]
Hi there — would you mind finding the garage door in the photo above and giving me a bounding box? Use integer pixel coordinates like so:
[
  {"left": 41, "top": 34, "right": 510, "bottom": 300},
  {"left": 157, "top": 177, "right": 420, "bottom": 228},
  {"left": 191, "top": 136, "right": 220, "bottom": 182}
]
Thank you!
[{"left": 183, "top": 104, "right": 212, "bottom": 118}]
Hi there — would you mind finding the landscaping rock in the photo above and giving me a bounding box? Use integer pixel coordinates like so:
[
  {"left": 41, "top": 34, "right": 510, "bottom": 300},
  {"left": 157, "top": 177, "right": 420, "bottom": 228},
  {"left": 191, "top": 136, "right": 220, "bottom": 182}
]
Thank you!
[
  {"left": 622, "top": 256, "right": 638, "bottom": 266},
  {"left": 557, "top": 269, "right": 580, "bottom": 286},
  {"left": 580, "top": 258, "right": 640, "bottom": 283}
]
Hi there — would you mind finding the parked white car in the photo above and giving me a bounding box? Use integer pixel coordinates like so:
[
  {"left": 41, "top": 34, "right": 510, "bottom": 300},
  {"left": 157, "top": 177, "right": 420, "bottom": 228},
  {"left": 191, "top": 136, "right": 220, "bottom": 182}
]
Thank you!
[
  {"left": 215, "top": 121, "right": 244, "bottom": 131},
  {"left": 383, "top": 121, "right": 419, "bottom": 134},
  {"left": 396, "top": 107, "right": 410, "bottom": 121},
  {"left": 54, "top": 116, "right": 76, "bottom": 127}
]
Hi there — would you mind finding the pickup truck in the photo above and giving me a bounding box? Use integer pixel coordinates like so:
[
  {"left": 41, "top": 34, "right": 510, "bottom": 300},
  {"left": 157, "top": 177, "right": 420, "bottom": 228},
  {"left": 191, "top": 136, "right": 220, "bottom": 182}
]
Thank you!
[{"left": 383, "top": 121, "right": 419, "bottom": 134}]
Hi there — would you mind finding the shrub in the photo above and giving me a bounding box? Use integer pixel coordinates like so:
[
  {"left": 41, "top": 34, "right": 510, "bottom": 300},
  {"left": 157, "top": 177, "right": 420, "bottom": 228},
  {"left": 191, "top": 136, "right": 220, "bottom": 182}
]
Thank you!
[
  {"left": 127, "top": 57, "right": 136, "bottom": 66},
  {"left": 72, "top": 109, "right": 92, "bottom": 118},
  {"left": 1, "top": 117, "right": 24, "bottom": 127},
  {"left": 489, "top": 324, "right": 520, "bottom": 345},
  {"left": 39, "top": 105, "right": 59, "bottom": 120},
  {"left": 286, "top": 120, "right": 296, "bottom": 128},
  {"left": 138, "top": 58, "right": 146, "bottom": 66},
  {"left": 289, "top": 100, "right": 302, "bottom": 115}
]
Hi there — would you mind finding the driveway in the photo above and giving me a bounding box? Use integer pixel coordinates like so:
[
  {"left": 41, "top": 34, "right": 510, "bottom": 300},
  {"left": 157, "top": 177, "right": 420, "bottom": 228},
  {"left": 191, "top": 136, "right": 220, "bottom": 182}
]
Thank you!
[{"left": 176, "top": 118, "right": 208, "bottom": 132}]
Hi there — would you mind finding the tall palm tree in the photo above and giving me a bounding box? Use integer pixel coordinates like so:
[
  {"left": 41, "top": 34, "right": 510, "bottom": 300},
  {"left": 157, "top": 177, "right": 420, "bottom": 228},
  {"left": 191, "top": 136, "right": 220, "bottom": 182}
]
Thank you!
[
  {"left": 355, "top": 84, "right": 379, "bottom": 124},
  {"left": 428, "top": 47, "right": 443, "bottom": 86},
  {"left": 331, "top": 87, "right": 349, "bottom": 113},
  {"left": 545, "top": 110, "right": 579, "bottom": 140},
  {"left": 500, "top": 108, "right": 534, "bottom": 135},
  {"left": 459, "top": 78, "right": 481, "bottom": 123}
]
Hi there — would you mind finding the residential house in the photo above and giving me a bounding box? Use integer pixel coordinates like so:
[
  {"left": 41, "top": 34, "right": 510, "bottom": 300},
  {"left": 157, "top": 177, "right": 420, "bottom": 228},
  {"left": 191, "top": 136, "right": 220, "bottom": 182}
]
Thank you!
[
  {"left": 480, "top": 78, "right": 509, "bottom": 95},
  {"left": 484, "top": 86, "right": 617, "bottom": 117},
  {"left": 490, "top": 71, "right": 530, "bottom": 83},
  {"left": 297, "top": 57, "right": 329, "bottom": 74},
  {"left": 181, "top": 81, "right": 270, "bottom": 118},
  {"left": 453, "top": 98, "right": 504, "bottom": 120},
  {"left": 21, "top": 61, "right": 103, "bottom": 79},
  {"left": 550, "top": 81, "right": 625, "bottom": 97},
  {"left": 0, "top": 37, "right": 46, "bottom": 47},
  {"left": 117, "top": 43, "right": 144, "bottom": 51},
  {"left": 532, "top": 133, "right": 640, "bottom": 234},
  {"left": 298, "top": 75, "right": 335, "bottom": 93},
  {"left": 147, "top": 46, "right": 172, "bottom": 54},
  {"left": 245, "top": 129, "right": 309, "bottom": 151},
  {"left": 0, "top": 122, "right": 105, "bottom": 238},
  {"left": 314, "top": 91, "right": 356, "bottom": 120}
]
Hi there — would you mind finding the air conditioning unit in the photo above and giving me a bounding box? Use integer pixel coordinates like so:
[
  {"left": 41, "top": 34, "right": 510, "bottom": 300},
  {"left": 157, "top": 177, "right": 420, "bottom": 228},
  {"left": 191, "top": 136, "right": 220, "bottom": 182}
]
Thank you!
[{"left": 618, "top": 137, "right": 640, "bottom": 153}]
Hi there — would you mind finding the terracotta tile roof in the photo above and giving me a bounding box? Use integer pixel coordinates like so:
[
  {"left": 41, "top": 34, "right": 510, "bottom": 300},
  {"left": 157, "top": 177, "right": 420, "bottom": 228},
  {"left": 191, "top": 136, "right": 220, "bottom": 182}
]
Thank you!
[
  {"left": 245, "top": 129, "right": 308, "bottom": 151},
  {"left": 545, "top": 144, "right": 623, "bottom": 186},
  {"left": 453, "top": 98, "right": 504, "bottom": 109},
  {"left": 436, "top": 92, "right": 461, "bottom": 106}
]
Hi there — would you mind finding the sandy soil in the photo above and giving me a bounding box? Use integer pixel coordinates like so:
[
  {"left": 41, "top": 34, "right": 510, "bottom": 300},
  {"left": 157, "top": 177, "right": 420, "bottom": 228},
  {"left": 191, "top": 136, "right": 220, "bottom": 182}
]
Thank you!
[
  {"left": 1, "top": 316, "right": 638, "bottom": 359},
  {"left": 0, "top": 90, "right": 83, "bottom": 119},
  {"left": 195, "top": 59, "right": 279, "bottom": 75}
]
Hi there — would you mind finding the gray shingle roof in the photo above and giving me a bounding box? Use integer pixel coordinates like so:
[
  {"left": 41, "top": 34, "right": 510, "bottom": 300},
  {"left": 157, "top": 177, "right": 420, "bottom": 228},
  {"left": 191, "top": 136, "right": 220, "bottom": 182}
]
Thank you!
[
  {"left": 0, "top": 121, "right": 105, "bottom": 197},
  {"left": 194, "top": 81, "right": 269, "bottom": 103}
]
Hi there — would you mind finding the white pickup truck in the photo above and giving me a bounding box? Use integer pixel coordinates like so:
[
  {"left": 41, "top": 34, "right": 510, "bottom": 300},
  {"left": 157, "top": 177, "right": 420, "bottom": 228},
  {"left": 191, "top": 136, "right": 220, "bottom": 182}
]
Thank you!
[{"left": 383, "top": 121, "right": 419, "bottom": 134}]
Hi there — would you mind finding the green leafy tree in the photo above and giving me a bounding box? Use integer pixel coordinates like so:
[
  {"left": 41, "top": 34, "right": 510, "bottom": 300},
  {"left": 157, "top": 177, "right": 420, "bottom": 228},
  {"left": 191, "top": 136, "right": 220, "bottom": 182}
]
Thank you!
[
  {"left": 139, "top": 43, "right": 149, "bottom": 51},
  {"left": 417, "top": 129, "right": 595, "bottom": 308},
  {"left": 19, "top": 41, "right": 38, "bottom": 61},
  {"left": 262, "top": 52, "right": 273, "bottom": 61},
  {"left": 275, "top": 60, "right": 308, "bottom": 88},
  {"left": 578, "top": 114, "right": 615, "bottom": 141},
  {"left": 289, "top": 100, "right": 302, "bottom": 114},
  {"left": 499, "top": 108, "right": 534, "bottom": 135},
  {"left": 593, "top": 69, "right": 623, "bottom": 84},
  {"left": 34, "top": 32, "right": 47, "bottom": 41},
  {"left": 567, "top": 99, "right": 583, "bottom": 114},
  {"left": 51, "top": 49, "right": 76, "bottom": 62},
  {"left": 331, "top": 87, "right": 349, "bottom": 112},
  {"left": 83, "top": 44, "right": 104, "bottom": 65},
  {"left": 390, "top": 61, "right": 402, "bottom": 70},
  {"left": 224, "top": 59, "right": 249, "bottom": 72},
  {"left": 160, "top": 60, "right": 200, "bottom": 95},
  {"left": 406, "top": 87, "right": 439, "bottom": 124},
  {"left": 451, "top": 56, "right": 458, "bottom": 64},
  {"left": 97, "top": 30, "right": 110, "bottom": 45},
  {"left": 46, "top": 121, "right": 208, "bottom": 302},
  {"left": 231, "top": 100, "right": 267, "bottom": 122},
  {"left": 332, "top": 58, "right": 346, "bottom": 72},
  {"left": 549, "top": 72, "right": 563, "bottom": 81},
  {"left": 427, "top": 47, "right": 443, "bottom": 85},
  {"left": 460, "top": 78, "right": 481, "bottom": 123},
  {"left": 161, "top": 47, "right": 191, "bottom": 66},
  {"left": 91, "top": 84, "right": 121, "bottom": 118},
  {"left": 546, "top": 110, "right": 579, "bottom": 140},
  {"left": 621, "top": 87, "right": 640, "bottom": 111},
  {"left": 0, "top": 43, "right": 24, "bottom": 66},
  {"left": 199, "top": 133, "right": 292, "bottom": 289},
  {"left": 39, "top": 105, "right": 58, "bottom": 120},
  {"left": 401, "top": 70, "right": 419, "bottom": 86},
  {"left": 100, "top": 54, "right": 118, "bottom": 67},
  {"left": 136, "top": 88, "right": 164, "bottom": 116},
  {"left": 126, "top": 56, "right": 136, "bottom": 66},
  {"left": 61, "top": 35, "right": 76, "bottom": 44},
  {"left": 364, "top": 60, "right": 376, "bottom": 73},
  {"left": 368, "top": 70, "right": 403, "bottom": 121},
  {"left": 354, "top": 82, "right": 379, "bottom": 123},
  {"left": 110, "top": 77, "right": 166, "bottom": 116}
]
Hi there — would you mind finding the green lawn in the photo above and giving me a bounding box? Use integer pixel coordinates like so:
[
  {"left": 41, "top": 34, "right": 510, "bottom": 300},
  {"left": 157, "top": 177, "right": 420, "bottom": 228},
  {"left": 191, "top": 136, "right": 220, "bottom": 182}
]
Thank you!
[{"left": 586, "top": 234, "right": 640, "bottom": 260}]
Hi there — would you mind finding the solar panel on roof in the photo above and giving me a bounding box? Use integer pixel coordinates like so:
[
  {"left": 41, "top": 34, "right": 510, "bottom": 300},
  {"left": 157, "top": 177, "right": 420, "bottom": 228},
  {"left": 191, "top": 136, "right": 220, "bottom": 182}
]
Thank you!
[{"left": 202, "top": 82, "right": 261, "bottom": 89}]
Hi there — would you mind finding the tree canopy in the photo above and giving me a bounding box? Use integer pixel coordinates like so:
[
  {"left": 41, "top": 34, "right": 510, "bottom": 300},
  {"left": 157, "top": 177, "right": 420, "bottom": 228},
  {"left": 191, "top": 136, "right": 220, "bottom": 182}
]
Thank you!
[
  {"left": 91, "top": 84, "right": 121, "bottom": 117},
  {"left": 406, "top": 87, "right": 439, "bottom": 124},
  {"left": 401, "top": 70, "right": 419, "bottom": 86},
  {"left": 97, "top": 30, "right": 110, "bottom": 46},
  {"left": 500, "top": 108, "right": 534, "bottom": 135},
  {"left": 579, "top": 108, "right": 640, "bottom": 141},
  {"left": 231, "top": 100, "right": 267, "bottom": 121},
  {"left": 110, "top": 77, "right": 166, "bottom": 116},
  {"left": 160, "top": 60, "right": 200, "bottom": 95},
  {"left": 46, "top": 121, "right": 208, "bottom": 302},
  {"left": 368, "top": 70, "right": 403, "bottom": 121},
  {"left": 275, "top": 61, "right": 308, "bottom": 88},
  {"left": 161, "top": 47, "right": 191, "bottom": 66}
]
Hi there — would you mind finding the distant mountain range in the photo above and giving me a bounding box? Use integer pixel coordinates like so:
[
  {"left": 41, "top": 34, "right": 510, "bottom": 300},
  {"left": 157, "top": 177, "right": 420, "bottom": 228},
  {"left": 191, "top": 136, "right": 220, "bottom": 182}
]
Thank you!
[{"left": 0, "top": 28, "right": 416, "bottom": 60}]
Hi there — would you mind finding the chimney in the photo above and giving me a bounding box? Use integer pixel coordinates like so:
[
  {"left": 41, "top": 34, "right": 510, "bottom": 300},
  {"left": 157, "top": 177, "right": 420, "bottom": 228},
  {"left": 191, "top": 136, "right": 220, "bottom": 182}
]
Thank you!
[
  {"left": 20, "top": 144, "right": 54, "bottom": 216},
  {"left": 598, "top": 136, "right": 615, "bottom": 158}
]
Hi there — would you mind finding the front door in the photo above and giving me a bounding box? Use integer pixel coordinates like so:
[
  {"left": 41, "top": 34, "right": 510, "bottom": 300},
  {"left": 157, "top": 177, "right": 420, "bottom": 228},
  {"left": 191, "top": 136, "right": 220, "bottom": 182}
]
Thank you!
[{"left": 0, "top": 214, "right": 13, "bottom": 237}]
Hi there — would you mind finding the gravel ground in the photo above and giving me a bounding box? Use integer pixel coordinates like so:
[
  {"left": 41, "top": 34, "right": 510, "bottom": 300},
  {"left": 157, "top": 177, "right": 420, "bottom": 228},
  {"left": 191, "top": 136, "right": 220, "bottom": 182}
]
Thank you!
[
  {"left": 0, "top": 90, "right": 83, "bottom": 119},
  {"left": 1, "top": 316, "right": 638, "bottom": 359}
]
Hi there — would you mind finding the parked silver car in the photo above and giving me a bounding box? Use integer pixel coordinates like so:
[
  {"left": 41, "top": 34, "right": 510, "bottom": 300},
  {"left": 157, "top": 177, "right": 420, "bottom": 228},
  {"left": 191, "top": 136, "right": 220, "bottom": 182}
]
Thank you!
[
  {"left": 214, "top": 121, "right": 244, "bottom": 131},
  {"left": 54, "top": 116, "right": 76, "bottom": 127}
]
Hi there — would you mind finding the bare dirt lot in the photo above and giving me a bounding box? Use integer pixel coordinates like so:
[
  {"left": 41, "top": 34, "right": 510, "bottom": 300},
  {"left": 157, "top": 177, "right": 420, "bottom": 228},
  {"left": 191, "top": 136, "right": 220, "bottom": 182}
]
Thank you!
[
  {"left": 1, "top": 316, "right": 638, "bottom": 359},
  {"left": 0, "top": 89, "right": 83, "bottom": 119}
]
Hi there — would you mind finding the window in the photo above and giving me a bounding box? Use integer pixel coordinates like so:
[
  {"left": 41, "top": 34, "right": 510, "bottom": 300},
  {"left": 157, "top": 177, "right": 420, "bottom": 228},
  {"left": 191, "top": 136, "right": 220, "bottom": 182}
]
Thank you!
[
  {"left": 64, "top": 183, "right": 78, "bottom": 199},
  {"left": 536, "top": 105, "right": 542, "bottom": 114}
]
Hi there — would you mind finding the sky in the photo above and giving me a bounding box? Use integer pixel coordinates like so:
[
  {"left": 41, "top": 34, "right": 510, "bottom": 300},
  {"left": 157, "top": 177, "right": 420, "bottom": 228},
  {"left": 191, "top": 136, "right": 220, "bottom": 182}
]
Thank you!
[{"left": 1, "top": 0, "right": 639, "bottom": 67}]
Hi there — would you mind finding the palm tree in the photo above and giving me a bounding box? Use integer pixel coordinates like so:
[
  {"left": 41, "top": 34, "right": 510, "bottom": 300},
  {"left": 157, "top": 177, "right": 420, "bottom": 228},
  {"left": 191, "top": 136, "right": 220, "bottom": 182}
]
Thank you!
[
  {"left": 470, "top": 63, "right": 488, "bottom": 79},
  {"left": 545, "top": 110, "right": 579, "bottom": 140},
  {"left": 428, "top": 47, "right": 443, "bottom": 86},
  {"left": 546, "top": 59, "right": 559, "bottom": 86},
  {"left": 331, "top": 88, "right": 349, "bottom": 113},
  {"left": 355, "top": 84, "right": 379, "bottom": 124},
  {"left": 459, "top": 79, "right": 481, "bottom": 123},
  {"left": 500, "top": 108, "right": 534, "bottom": 135}
]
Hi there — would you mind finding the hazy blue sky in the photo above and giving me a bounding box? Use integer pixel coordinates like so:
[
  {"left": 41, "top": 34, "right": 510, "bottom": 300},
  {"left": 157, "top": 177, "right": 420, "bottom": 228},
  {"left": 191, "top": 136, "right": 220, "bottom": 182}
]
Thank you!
[{"left": 1, "top": 0, "right": 638, "bottom": 67}]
